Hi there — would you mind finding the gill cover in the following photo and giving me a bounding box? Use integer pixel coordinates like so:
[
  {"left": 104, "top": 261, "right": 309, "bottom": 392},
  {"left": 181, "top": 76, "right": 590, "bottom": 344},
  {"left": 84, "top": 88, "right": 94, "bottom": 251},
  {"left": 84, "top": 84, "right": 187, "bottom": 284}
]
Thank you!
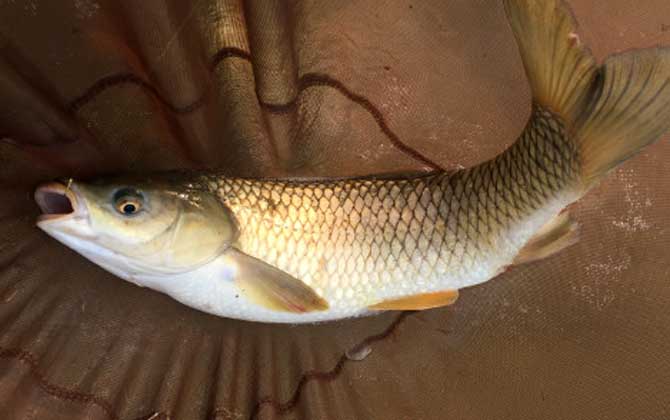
[{"left": 77, "top": 181, "right": 237, "bottom": 274}]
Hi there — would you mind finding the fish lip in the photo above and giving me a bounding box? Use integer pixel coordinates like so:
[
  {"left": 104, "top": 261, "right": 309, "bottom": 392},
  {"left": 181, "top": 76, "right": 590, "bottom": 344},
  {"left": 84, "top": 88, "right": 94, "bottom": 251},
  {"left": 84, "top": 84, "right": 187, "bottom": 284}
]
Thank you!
[{"left": 35, "top": 181, "right": 88, "bottom": 225}]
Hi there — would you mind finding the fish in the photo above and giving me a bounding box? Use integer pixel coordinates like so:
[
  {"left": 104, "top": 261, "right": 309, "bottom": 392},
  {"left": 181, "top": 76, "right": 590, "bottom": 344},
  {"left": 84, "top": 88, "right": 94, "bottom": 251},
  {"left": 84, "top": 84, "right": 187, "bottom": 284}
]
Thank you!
[{"left": 34, "top": 0, "right": 670, "bottom": 323}]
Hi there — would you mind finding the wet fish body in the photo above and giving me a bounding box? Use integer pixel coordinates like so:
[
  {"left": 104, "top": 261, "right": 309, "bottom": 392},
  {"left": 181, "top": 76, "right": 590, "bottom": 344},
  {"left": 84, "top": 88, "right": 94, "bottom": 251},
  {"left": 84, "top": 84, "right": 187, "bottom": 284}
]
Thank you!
[
  {"left": 200, "top": 110, "right": 579, "bottom": 322},
  {"left": 35, "top": 0, "right": 670, "bottom": 323}
]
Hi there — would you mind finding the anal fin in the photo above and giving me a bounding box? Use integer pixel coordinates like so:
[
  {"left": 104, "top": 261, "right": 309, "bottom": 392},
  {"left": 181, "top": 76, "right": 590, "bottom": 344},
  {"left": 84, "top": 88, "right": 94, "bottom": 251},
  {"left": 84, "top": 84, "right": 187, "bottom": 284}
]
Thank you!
[
  {"left": 368, "top": 290, "right": 459, "bottom": 311},
  {"left": 514, "top": 212, "right": 579, "bottom": 265}
]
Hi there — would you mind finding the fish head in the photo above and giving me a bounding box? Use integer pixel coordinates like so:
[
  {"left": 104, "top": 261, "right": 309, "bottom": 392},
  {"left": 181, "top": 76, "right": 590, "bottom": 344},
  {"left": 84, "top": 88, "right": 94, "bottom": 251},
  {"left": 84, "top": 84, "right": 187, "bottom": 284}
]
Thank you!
[{"left": 34, "top": 176, "right": 236, "bottom": 279}]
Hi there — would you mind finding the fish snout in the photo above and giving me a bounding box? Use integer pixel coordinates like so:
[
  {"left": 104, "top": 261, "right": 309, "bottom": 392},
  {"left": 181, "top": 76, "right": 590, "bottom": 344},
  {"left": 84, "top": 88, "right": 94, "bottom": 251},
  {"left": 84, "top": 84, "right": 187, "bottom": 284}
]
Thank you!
[{"left": 35, "top": 180, "right": 85, "bottom": 223}]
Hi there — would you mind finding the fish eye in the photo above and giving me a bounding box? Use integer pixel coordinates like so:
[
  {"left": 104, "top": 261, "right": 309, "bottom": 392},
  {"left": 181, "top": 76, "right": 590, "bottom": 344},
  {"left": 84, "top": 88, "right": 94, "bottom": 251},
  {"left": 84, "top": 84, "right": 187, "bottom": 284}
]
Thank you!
[{"left": 113, "top": 188, "right": 144, "bottom": 216}]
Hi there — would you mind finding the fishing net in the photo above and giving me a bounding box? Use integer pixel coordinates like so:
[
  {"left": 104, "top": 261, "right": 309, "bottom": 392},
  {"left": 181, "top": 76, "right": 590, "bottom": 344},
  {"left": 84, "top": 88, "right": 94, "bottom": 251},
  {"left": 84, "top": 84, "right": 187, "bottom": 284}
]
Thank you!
[{"left": 1, "top": 1, "right": 669, "bottom": 419}]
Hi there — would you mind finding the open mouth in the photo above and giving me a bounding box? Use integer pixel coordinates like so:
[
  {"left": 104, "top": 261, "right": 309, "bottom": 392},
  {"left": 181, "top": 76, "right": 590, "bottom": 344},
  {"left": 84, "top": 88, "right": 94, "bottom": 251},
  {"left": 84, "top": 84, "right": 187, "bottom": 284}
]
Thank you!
[{"left": 35, "top": 181, "right": 81, "bottom": 223}]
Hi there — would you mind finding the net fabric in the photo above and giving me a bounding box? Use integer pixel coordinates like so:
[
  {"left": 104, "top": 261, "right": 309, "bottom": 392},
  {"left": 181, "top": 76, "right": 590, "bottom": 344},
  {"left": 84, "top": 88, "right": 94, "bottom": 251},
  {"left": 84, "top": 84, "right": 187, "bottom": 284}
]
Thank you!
[{"left": 1, "top": 0, "right": 669, "bottom": 419}]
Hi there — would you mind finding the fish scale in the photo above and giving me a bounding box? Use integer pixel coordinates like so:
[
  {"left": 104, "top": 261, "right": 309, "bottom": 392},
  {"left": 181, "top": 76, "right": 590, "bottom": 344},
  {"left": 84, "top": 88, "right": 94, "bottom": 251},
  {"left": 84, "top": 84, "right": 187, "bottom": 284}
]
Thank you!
[{"left": 203, "top": 105, "right": 580, "bottom": 310}]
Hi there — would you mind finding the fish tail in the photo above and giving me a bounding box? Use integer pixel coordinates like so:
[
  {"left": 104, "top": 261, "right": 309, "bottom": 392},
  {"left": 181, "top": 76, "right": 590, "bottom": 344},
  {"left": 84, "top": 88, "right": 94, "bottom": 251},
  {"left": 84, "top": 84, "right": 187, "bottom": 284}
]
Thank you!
[{"left": 504, "top": 0, "right": 670, "bottom": 190}]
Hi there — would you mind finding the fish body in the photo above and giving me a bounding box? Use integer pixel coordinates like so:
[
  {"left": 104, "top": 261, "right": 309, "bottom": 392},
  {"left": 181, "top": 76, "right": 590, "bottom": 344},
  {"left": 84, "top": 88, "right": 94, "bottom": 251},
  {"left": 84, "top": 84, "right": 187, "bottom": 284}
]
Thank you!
[
  {"left": 196, "top": 106, "right": 580, "bottom": 322},
  {"left": 35, "top": 0, "right": 670, "bottom": 323}
]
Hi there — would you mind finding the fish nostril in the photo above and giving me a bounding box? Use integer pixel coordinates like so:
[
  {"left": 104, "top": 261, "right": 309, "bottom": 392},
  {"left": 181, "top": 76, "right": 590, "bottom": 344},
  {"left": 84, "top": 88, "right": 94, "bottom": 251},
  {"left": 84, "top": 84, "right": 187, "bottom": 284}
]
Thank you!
[{"left": 37, "top": 191, "right": 74, "bottom": 215}]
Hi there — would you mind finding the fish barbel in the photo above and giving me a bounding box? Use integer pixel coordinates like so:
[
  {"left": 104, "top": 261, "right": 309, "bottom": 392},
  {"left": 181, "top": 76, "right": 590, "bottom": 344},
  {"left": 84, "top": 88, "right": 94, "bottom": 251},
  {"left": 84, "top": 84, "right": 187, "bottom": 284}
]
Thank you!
[{"left": 35, "top": 0, "right": 670, "bottom": 323}]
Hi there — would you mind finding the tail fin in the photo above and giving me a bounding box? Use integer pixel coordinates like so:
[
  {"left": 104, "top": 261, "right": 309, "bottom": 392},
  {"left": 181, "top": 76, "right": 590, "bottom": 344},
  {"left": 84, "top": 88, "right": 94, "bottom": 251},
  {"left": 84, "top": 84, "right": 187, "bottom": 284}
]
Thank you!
[
  {"left": 504, "top": 0, "right": 670, "bottom": 187},
  {"left": 577, "top": 49, "right": 670, "bottom": 184}
]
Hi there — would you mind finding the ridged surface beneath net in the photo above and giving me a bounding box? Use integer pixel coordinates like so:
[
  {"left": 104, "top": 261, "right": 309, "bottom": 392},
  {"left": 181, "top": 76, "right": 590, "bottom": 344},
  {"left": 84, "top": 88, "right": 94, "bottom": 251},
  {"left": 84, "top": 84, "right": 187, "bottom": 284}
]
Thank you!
[{"left": 1, "top": 1, "right": 670, "bottom": 419}]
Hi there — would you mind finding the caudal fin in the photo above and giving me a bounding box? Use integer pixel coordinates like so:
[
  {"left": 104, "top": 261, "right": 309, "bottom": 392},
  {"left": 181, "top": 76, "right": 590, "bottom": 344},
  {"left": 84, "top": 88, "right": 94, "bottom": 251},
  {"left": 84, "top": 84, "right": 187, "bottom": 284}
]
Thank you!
[
  {"left": 576, "top": 49, "right": 670, "bottom": 184},
  {"left": 504, "top": 0, "right": 670, "bottom": 188}
]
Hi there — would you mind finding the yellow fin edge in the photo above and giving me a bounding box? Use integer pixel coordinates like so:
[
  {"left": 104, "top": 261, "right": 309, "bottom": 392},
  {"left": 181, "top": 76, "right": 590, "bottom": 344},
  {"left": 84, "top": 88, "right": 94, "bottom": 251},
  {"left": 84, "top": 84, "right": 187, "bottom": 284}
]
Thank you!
[{"left": 369, "top": 290, "right": 459, "bottom": 311}]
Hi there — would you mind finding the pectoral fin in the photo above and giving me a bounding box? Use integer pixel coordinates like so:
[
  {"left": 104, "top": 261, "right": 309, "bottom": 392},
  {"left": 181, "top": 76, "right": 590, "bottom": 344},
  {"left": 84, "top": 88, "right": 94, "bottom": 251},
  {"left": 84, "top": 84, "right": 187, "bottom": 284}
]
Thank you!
[
  {"left": 224, "top": 248, "right": 329, "bottom": 313},
  {"left": 514, "top": 212, "right": 579, "bottom": 265},
  {"left": 368, "top": 290, "right": 459, "bottom": 311}
]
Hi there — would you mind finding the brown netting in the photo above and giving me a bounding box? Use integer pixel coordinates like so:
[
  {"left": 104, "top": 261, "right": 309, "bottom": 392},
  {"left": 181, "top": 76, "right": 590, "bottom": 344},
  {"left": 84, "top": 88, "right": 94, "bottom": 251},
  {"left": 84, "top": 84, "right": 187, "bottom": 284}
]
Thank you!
[{"left": 1, "top": 1, "right": 670, "bottom": 419}]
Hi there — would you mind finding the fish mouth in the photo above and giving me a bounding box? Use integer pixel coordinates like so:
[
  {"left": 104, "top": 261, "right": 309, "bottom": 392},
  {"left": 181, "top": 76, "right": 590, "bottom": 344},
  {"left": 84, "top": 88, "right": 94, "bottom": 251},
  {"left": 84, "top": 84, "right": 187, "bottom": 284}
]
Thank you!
[{"left": 35, "top": 181, "right": 86, "bottom": 224}]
